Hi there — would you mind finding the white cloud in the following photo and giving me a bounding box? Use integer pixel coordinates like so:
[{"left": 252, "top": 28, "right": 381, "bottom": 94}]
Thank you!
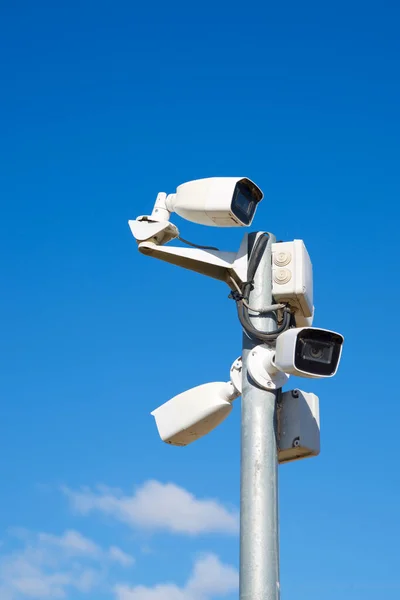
[
  {"left": 114, "top": 553, "right": 238, "bottom": 600},
  {"left": 0, "top": 482, "right": 238, "bottom": 599},
  {"left": 115, "top": 583, "right": 186, "bottom": 600},
  {"left": 0, "top": 529, "right": 134, "bottom": 599},
  {"left": 109, "top": 546, "right": 135, "bottom": 567},
  {"left": 62, "top": 480, "right": 239, "bottom": 535},
  {"left": 187, "top": 554, "right": 238, "bottom": 597},
  {"left": 38, "top": 530, "right": 101, "bottom": 557}
]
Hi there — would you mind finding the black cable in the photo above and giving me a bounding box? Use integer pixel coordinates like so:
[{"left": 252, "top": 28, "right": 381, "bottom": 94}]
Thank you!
[
  {"left": 242, "top": 233, "right": 269, "bottom": 300},
  {"left": 247, "top": 233, "right": 269, "bottom": 284},
  {"left": 237, "top": 301, "right": 291, "bottom": 342},
  {"left": 233, "top": 232, "right": 291, "bottom": 342},
  {"left": 178, "top": 236, "right": 219, "bottom": 251}
]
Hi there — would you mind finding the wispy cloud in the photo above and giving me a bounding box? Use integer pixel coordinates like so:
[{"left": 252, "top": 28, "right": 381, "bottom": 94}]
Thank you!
[
  {"left": 0, "top": 529, "right": 134, "bottom": 599},
  {"left": 109, "top": 546, "right": 136, "bottom": 567},
  {"left": 114, "top": 553, "right": 238, "bottom": 600},
  {"left": 38, "top": 530, "right": 101, "bottom": 557},
  {"left": 62, "top": 480, "right": 239, "bottom": 535}
]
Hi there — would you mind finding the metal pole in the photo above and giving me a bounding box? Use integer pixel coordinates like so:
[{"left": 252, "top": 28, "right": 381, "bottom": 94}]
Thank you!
[{"left": 240, "top": 231, "right": 280, "bottom": 600}]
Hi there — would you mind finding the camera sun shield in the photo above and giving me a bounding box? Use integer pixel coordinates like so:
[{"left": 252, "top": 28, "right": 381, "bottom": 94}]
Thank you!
[{"left": 230, "top": 179, "right": 263, "bottom": 226}]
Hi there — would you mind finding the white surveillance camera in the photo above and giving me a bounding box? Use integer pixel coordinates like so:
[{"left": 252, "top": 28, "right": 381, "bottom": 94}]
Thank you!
[
  {"left": 274, "top": 327, "right": 344, "bottom": 379},
  {"left": 151, "top": 381, "right": 238, "bottom": 446},
  {"left": 166, "top": 177, "right": 263, "bottom": 227}
]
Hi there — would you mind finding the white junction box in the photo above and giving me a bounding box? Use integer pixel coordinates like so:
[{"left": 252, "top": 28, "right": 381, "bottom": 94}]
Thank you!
[
  {"left": 278, "top": 389, "right": 320, "bottom": 464},
  {"left": 272, "top": 240, "right": 313, "bottom": 319}
]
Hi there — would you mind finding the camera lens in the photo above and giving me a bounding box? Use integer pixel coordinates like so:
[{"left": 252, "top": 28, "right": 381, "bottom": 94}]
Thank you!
[
  {"left": 301, "top": 340, "right": 333, "bottom": 364},
  {"left": 310, "top": 347, "right": 323, "bottom": 359},
  {"left": 235, "top": 193, "right": 255, "bottom": 218}
]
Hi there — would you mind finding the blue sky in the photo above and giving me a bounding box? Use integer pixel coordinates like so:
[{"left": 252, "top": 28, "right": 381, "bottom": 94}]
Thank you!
[{"left": 0, "top": 1, "right": 399, "bottom": 598}]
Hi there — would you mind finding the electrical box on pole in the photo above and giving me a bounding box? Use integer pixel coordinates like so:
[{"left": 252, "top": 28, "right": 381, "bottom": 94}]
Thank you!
[{"left": 278, "top": 389, "right": 320, "bottom": 464}]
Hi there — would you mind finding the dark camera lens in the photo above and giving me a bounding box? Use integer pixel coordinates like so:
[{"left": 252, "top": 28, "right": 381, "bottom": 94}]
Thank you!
[
  {"left": 231, "top": 179, "right": 262, "bottom": 225},
  {"left": 235, "top": 192, "right": 255, "bottom": 218},
  {"left": 310, "top": 347, "right": 323, "bottom": 359},
  {"left": 301, "top": 340, "right": 334, "bottom": 364},
  {"left": 295, "top": 329, "right": 343, "bottom": 376}
]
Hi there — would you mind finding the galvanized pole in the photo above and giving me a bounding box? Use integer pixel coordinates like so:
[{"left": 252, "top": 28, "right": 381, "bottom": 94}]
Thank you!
[{"left": 240, "top": 231, "right": 280, "bottom": 600}]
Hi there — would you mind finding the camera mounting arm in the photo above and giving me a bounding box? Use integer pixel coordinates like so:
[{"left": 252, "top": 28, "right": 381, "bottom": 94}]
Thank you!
[
  {"left": 128, "top": 194, "right": 249, "bottom": 289},
  {"left": 128, "top": 193, "right": 179, "bottom": 245}
]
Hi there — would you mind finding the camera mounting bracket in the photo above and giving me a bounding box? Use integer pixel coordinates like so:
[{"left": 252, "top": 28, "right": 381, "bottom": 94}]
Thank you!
[
  {"left": 247, "top": 344, "right": 290, "bottom": 391},
  {"left": 133, "top": 233, "right": 248, "bottom": 291}
]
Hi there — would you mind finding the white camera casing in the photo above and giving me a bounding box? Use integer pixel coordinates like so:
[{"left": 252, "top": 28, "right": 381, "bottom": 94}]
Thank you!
[
  {"left": 151, "top": 382, "right": 237, "bottom": 446},
  {"left": 166, "top": 177, "right": 262, "bottom": 227}
]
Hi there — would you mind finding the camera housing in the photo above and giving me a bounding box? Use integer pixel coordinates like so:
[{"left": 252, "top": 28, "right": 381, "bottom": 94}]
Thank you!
[
  {"left": 274, "top": 327, "right": 344, "bottom": 378},
  {"left": 166, "top": 177, "right": 263, "bottom": 227},
  {"left": 151, "top": 357, "right": 242, "bottom": 447},
  {"left": 151, "top": 381, "right": 238, "bottom": 446}
]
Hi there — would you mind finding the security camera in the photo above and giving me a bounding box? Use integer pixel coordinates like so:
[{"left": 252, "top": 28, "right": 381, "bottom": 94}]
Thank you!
[
  {"left": 166, "top": 177, "right": 263, "bottom": 227},
  {"left": 274, "top": 327, "right": 344, "bottom": 378},
  {"left": 151, "top": 358, "right": 242, "bottom": 446},
  {"left": 128, "top": 178, "right": 262, "bottom": 249},
  {"left": 151, "top": 382, "right": 238, "bottom": 446}
]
